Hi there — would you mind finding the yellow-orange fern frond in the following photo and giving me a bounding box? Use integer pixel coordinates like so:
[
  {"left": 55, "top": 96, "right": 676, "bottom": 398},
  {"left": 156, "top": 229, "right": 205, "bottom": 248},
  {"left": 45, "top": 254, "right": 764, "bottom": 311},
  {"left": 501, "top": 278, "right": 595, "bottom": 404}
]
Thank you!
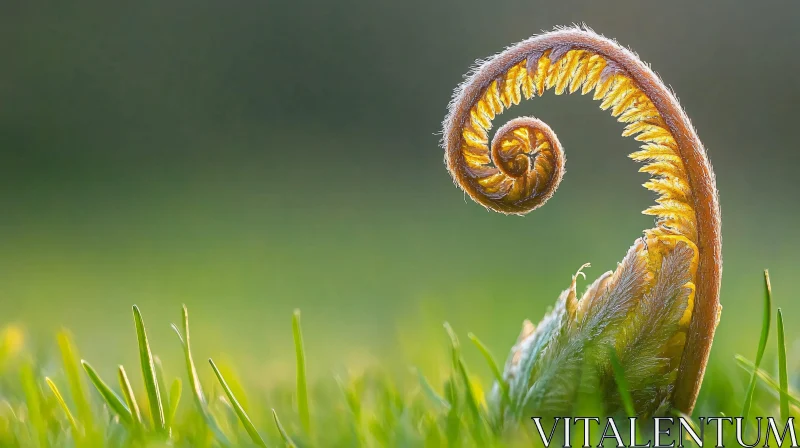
[{"left": 442, "top": 25, "right": 721, "bottom": 417}]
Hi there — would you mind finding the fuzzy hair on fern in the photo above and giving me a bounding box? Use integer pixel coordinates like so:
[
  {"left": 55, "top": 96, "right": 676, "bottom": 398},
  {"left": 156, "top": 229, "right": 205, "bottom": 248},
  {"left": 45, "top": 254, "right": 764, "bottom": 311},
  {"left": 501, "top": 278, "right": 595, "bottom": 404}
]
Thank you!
[{"left": 441, "top": 25, "right": 722, "bottom": 418}]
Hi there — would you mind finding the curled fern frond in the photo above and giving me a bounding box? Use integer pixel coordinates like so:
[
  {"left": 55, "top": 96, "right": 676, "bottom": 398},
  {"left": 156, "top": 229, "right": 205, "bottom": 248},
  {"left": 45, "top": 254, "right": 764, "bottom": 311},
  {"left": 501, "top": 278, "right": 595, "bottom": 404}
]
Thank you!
[{"left": 442, "top": 25, "right": 722, "bottom": 418}]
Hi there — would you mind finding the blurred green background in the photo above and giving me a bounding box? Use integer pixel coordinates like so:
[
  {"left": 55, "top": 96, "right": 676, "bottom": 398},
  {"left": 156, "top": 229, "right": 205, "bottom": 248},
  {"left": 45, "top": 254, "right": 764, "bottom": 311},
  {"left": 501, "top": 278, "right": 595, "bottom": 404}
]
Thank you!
[{"left": 2, "top": 0, "right": 799, "bottom": 388}]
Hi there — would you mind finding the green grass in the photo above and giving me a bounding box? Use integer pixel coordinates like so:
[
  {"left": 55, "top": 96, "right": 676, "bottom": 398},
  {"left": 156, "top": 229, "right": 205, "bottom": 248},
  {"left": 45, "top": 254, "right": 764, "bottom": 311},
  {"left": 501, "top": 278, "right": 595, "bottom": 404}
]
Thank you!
[
  {"left": 741, "top": 270, "right": 772, "bottom": 429},
  {"left": 777, "top": 308, "right": 790, "bottom": 421},
  {"left": 132, "top": 305, "right": 166, "bottom": 435},
  {"left": 0, "top": 272, "right": 796, "bottom": 447},
  {"left": 292, "top": 310, "right": 310, "bottom": 437}
]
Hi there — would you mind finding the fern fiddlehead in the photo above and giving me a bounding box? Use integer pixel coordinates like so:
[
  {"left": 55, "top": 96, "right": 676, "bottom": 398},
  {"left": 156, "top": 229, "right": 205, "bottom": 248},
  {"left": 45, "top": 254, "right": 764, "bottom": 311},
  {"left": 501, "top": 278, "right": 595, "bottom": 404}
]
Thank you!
[{"left": 442, "top": 26, "right": 721, "bottom": 417}]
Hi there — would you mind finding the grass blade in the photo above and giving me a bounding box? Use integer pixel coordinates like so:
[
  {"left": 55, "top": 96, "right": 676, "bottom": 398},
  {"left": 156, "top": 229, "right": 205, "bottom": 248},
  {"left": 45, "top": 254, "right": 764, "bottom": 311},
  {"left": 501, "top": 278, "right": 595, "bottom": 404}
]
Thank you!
[
  {"left": 468, "top": 332, "right": 510, "bottom": 408},
  {"left": 20, "top": 362, "right": 47, "bottom": 446},
  {"left": 154, "top": 357, "right": 171, "bottom": 428},
  {"left": 334, "top": 374, "right": 367, "bottom": 445},
  {"left": 443, "top": 322, "right": 460, "bottom": 369},
  {"left": 777, "top": 308, "right": 790, "bottom": 421},
  {"left": 46, "top": 377, "right": 80, "bottom": 437},
  {"left": 444, "top": 378, "right": 461, "bottom": 445},
  {"left": 132, "top": 305, "right": 165, "bottom": 432},
  {"left": 167, "top": 378, "right": 182, "bottom": 429},
  {"left": 736, "top": 355, "right": 800, "bottom": 407},
  {"left": 172, "top": 305, "right": 206, "bottom": 409},
  {"left": 444, "top": 323, "right": 486, "bottom": 442},
  {"left": 81, "top": 360, "right": 132, "bottom": 425},
  {"left": 609, "top": 349, "right": 636, "bottom": 417},
  {"left": 292, "top": 309, "right": 311, "bottom": 434},
  {"left": 172, "top": 306, "right": 231, "bottom": 446},
  {"left": 416, "top": 368, "right": 451, "bottom": 411},
  {"left": 742, "top": 270, "right": 772, "bottom": 426},
  {"left": 57, "top": 330, "right": 95, "bottom": 436},
  {"left": 117, "top": 366, "right": 142, "bottom": 426},
  {"left": 457, "top": 359, "right": 484, "bottom": 423},
  {"left": 209, "top": 358, "right": 266, "bottom": 447},
  {"left": 272, "top": 409, "right": 298, "bottom": 448},
  {"left": 334, "top": 374, "right": 362, "bottom": 420}
]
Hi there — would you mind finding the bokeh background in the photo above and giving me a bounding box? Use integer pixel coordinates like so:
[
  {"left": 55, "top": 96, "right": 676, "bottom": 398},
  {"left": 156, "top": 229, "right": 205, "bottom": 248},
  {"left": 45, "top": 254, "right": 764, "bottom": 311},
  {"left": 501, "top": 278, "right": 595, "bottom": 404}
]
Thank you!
[{"left": 2, "top": 0, "right": 799, "bottom": 390}]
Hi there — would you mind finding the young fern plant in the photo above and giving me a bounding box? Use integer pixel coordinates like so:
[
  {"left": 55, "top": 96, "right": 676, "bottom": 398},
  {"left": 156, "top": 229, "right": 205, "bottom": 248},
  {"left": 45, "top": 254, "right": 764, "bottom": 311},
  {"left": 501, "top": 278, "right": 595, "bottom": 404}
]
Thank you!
[{"left": 442, "top": 25, "right": 722, "bottom": 418}]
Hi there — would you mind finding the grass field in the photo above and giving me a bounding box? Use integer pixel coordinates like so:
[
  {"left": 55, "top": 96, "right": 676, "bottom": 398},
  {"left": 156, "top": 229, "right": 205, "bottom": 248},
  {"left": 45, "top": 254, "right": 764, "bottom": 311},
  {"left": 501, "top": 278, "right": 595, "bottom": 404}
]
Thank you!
[{"left": 0, "top": 271, "right": 795, "bottom": 447}]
